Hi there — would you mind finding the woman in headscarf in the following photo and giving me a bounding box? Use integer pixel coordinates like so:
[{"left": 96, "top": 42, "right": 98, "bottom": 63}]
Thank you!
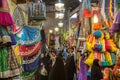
[
  {"left": 91, "top": 59, "right": 103, "bottom": 80},
  {"left": 48, "top": 49, "right": 66, "bottom": 80},
  {"left": 78, "top": 52, "right": 89, "bottom": 80},
  {"left": 65, "top": 47, "right": 76, "bottom": 80}
]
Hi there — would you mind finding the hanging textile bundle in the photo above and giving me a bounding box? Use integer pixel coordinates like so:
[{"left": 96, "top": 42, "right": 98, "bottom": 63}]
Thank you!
[
  {"left": 12, "top": 24, "right": 22, "bottom": 34},
  {"left": 104, "top": 32, "right": 110, "bottom": 39},
  {"left": 22, "top": 55, "right": 41, "bottom": 72},
  {"left": 93, "top": 44, "right": 103, "bottom": 51},
  {"left": 13, "top": 45, "right": 22, "bottom": 65},
  {"left": 19, "top": 41, "right": 42, "bottom": 58},
  {"left": 7, "top": 26, "right": 17, "bottom": 45},
  {"left": 105, "top": 52, "right": 113, "bottom": 66},
  {"left": 83, "top": 9, "right": 91, "bottom": 18},
  {"left": 82, "top": 0, "right": 91, "bottom": 18},
  {"left": 111, "top": 10, "right": 120, "bottom": 34},
  {"left": 93, "top": 23, "right": 102, "bottom": 30},
  {"left": 116, "top": 0, "right": 120, "bottom": 10},
  {"left": 0, "top": 0, "right": 14, "bottom": 26},
  {"left": 0, "top": 25, "right": 11, "bottom": 45},
  {"left": 93, "top": 30, "right": 102, "bottom": 38},
  {"left": 105, "top": 39, "right": 111, "bottom": 52},
  {"left": 20, "top": 26, "right": 42, "bottom": 46},
  {"left": 84, "top": 52, "right": 94, "bottom": 66},
  {"left": 22, "top": 51, "right": 41, "bottom": 65},
  {"left": 109, "top": 39, "right": 118, "bottom": 52},
  {"left": 0, "top": 47, "right": 22, "bottom": 78},
  {"left": 110, "top": 52, "right": 116, "bottom": 65},
  {"left": 86, "top": 35, "right": 95, "bottom": 51}
]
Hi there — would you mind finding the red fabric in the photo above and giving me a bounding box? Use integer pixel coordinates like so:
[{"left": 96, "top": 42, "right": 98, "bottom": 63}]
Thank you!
[
  {"left": 83, "top": 9, "right": 91, "bottom": 18},
  {"left": 105, "top": 39, "right": 111, "bottom": 51},
  {"left": 19, "top": 41, "right": 42, "bottom": 57}
]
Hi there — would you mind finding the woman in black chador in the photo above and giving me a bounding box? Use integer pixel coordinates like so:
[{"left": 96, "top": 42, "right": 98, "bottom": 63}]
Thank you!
[
  {"left": 48, "top": 49, "right": 66, "bottom": 80},
  {"left": 91, "top": 59, "right": 103, "bottom": 80},
  {"left": 65, "top": 48, "right": 76, "bottom": 80}
]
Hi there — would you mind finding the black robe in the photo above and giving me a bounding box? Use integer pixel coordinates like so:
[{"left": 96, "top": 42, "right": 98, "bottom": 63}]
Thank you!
[
  {"left": 48, "top": 56, "right": 66, "bottom": 80},
  {"left": 40, "top": 56, "right": 50, "bottom": 80},
  {"left": 65, "top": 55, "right": 76, "bottom": 80},
  {"left": 91, "top": 59, "right": 103, "bottom": 80}
]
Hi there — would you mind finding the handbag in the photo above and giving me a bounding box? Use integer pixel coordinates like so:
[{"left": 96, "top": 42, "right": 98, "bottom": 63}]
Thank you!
[{"left": 40, "top": 66, "right": 48, "bottom": 76}]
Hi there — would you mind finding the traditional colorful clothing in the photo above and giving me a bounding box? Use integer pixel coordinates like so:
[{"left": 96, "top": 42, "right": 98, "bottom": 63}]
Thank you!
[{"left": 0, "top": 0, "right": 14, "bottom": 26}]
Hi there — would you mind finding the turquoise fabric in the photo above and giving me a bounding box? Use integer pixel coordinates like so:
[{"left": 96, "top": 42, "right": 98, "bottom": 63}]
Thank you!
[{"left": 20, "top": 26, "right": 42, "bottom": 46}]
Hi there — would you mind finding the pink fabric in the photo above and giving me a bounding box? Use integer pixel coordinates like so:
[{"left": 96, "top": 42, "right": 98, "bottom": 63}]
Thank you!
[
  {"left": 0, "top": 12, "right": 14, "bottom": 26},
  {"left": 1, "top": 0, "right": 9, "bottom": 10}
]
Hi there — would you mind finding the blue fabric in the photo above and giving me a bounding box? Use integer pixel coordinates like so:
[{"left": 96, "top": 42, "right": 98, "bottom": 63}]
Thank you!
[
  {"left": 9, "top": 34, "right": 17, "bottom": 45},
  {"left": 21, "top": 26, "right": 42, "bottom": 46},
  {"left": 110, "top": 53, "right": 116, "bottom": 65},
  {"left": 0, "top": 26, "right": 8, "bottom": 36},
  {"left": 93, "top": 30, "right": 102, "bottom": 38},
  {"left": 22, "top": 56, "right": 41, "bottom": 72},
  {"left": 82, "top": 0, "right": 91, "bottom": 10}
]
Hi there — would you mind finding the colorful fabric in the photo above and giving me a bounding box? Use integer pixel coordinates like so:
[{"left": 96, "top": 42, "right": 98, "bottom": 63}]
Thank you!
[
  {"left": 22, "top": 51, "right": 41, "bottom": 64},
  {"left": 0, "top": 12, "right": 14, "bottom": 26},
  {"left": 13, "top": 45, "right": 22, "bottom": 65},
  {"left": 0, "top": 25, "right": 11, "bottom": 45},
  {"left": 20, "top": 26, "right": 42, "bottom": 46},
  {"left": 22, "top": 55, "right": 40, "bottom": 71},
  {"left": 19, "top": 41, "right": 42, "bottom": 58},
  {"left": 78, "top": 55, "right": 88, "bottom": 80},
  {"left": 0, "top": 47, "right": 22, "bottom": 78}
]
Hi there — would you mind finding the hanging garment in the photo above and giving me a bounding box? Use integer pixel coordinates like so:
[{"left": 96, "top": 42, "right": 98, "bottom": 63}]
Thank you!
[
  {"left": 0, "top": 0, "right": 14, "bottom": 26},
  {"left": 22, "top": 54, "right": 41, "bottom": 72},
  {"left": 7, "top": 47, "right": 22, "bottom": 77},
  {"left": 7, "top": 26, "right": 17, "bottom": 45},
  {"left": 111, "top": 10, "right": 120, "bottom": 34},
  {"left": 19, "top": 41, "right": 42, "bottom": 57},
  {"left": 22, "top": 51, "right": 41, "bottom": 65},
  {"left": 101, "top": 0, "right": 107, "bottom": 22},
  {"left": 0, "top": 47, "right": 22, "bottom": 78},
  {"left": 13, "top": 45, "right": 22, "bottom": 65},
  {"left": 20, "top": 26, "right": 42, "bottom": 46},
  {"left": 0, "top": 25, "right": 11, "bottom": 45}
]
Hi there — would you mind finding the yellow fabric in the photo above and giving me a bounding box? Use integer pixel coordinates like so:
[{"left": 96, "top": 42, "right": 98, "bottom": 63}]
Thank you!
[
  {"left": 84, "top": 52, "right": 94, "bottom": 66},
  {"left": 86, "top": 35, "right": 95, "bottom": 51},
  {"left": 110, "top": 0, "right": 114, "bottom": 19},
  {"left": 105, "top": 33, "right": 110, "bottom": 39},
  {"left": 101, "top": 39, "right": 106, "bottom": 52},
  {"left": 13, "top": 45, "right": 22, "bottom": 65},
  {"left": 109, "top": 39, "right": 118, "bottom": 52},
  {"left": 105, "top": 52, "right": 113, "bottom": 66}
]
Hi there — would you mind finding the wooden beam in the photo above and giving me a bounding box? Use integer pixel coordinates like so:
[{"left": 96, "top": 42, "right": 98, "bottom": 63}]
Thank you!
[{"left": 70, "top": 5, "right": 80, "bottom": 17}]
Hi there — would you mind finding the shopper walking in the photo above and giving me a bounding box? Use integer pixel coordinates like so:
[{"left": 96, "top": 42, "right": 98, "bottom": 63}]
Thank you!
[
  {"left": 91, "top": 59, "right": 103, "bottom": 80},
  {"left": 65, "top": 47, "right": 76, "bottom": 80},
  {"left": 48, "top": 49, "right": 66, "bottom": 80}
]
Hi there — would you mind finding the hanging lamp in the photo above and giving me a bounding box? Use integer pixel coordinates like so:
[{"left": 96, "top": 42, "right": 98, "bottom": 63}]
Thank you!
[{"left": 55, "top": 0, "right": 64, "bottom": 11}]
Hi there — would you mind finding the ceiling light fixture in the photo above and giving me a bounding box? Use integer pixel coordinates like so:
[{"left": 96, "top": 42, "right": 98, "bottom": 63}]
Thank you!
[{"left": 55, "top": 0, "right": 64, "bottom": 11}]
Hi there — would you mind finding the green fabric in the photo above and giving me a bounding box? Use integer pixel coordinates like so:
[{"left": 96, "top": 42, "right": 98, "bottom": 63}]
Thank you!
[
  {"left": 117, "top": 0, "right": 120, "bottom": 10},
  {"left": 0, "top": 48, "right": 8, "bottom": 72},
  {"left": 20, "top": 69, "right": 37, "bottom": 80}
]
